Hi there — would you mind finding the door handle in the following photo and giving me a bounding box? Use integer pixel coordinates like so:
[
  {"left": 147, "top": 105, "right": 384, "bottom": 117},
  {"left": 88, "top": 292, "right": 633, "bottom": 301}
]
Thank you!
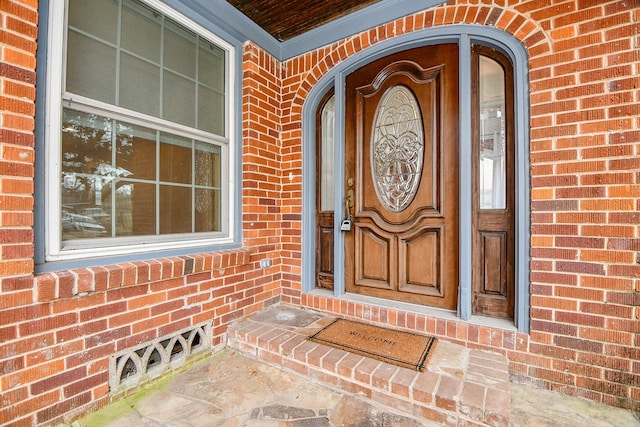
[
  {"left": 346, "top": 177, "right": 354, "bottom": 209},
  {"left": 342, "top": 188, "right": 354, "bottom": 232}
]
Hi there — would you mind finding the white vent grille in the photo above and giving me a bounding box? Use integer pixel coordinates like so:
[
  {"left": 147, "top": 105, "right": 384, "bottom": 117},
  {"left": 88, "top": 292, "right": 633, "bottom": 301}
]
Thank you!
[{"left": 109, "top": 322, "right": 211, "bottom": 393}]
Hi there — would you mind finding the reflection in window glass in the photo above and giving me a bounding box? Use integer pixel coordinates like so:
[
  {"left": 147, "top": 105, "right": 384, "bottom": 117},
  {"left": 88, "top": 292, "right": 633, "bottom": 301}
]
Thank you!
[
  {"left": 120, "top": 181, "right": 155, "bottom": 236},
  {"left": 160, "top": 185, "right": 192, "bottom": 234},
  {"left": 479, "top": 56, "right": 506, "bottom": 210},
  {"left": 195, "top": 143, "right": 221, "bottom": 232},
  {"left": 61, "top": 110, "right": 113, "bottom": 239},
  {"left": 61, "top": 108, "right": 222, "bottom": 241},
  {"left": 320, "top": 95, "right": 335, "bottom": 212},
  {"left": 160, "top": 133, "right": 192, "bottom": 184},
  {"left": 194, "top": 188, "right": 220, "bottom": 232}
]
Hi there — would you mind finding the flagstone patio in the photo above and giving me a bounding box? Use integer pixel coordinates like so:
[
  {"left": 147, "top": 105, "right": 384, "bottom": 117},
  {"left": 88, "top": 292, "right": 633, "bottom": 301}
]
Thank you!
[{"left": 74, "top": 305, "right": 640, "bottom": 427}]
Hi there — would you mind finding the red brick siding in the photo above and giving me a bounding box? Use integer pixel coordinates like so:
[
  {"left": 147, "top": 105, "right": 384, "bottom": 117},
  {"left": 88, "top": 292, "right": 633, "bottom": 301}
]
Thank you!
[
  {"left": 1, "top": 2, "right": 39, "bottom": 423},
  {"left": 280, "top": 0, "right": 639, "bottom": 412},
  {"left": 241, "top": 42, "right": 285, "bottom": 299},
  {"left": 1, "top": 0, "right": 639, "bottom": 425},
  {"left": 1, "top": 4, "right": 283, "bottom": 426},
  {"left": 0, "top": 0, "right": 36, "bottom": 295},
  {"left": 1, "top": 0, "right": 39, "bottom": 423},
  {"left": 0, "top": 248, "right": 283, "bottom": 426}
]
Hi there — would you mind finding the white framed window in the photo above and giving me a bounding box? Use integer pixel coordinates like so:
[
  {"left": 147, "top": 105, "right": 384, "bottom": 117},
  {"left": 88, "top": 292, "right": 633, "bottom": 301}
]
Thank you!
[{"left": 45, "top": 0, "right": 236, "bottom": 261}]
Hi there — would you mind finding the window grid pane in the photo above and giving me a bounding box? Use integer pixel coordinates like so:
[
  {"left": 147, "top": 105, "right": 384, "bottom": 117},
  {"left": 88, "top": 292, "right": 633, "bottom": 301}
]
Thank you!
[
  {"left": 68, "top": 0, "right": 119, "bottom": 45},
  {"left": 65, "top": 30, "right": 117, "bottom": 104},
  {"left": 61, "top": 0, "right": 229, "bottom": 248},
  {"left": 61, "top": 108, "right": 222, "bottom": 242},
  {"left": 65, "top": 0, "right": 226, "bottom": 137},
  {"left": 119, "top": 52, "right": 161, "bottom": 117},
  {"left": 120, "top": 0, "right": 161, "bottom": 63}
]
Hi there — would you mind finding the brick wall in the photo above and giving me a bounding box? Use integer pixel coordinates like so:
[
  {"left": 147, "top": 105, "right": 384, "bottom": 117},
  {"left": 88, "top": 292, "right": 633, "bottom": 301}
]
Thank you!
[
  {"left": 279, "top": 0, "right": 640, "bottom": 412},
  {"left": 0, "top": 3, "right": 283, "bottom": 426},
  {"left": 0, "top": 0, "right": 639, "bottom": 425},
  {"left": 0, "top": 0, "right": 36, "bottom": 284}
]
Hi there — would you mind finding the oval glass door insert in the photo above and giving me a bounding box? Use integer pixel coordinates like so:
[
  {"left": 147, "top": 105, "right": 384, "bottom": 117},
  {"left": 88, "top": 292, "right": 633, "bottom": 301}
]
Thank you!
[{"left": 371, "top": 85, "right": 424, "bottom": 212}]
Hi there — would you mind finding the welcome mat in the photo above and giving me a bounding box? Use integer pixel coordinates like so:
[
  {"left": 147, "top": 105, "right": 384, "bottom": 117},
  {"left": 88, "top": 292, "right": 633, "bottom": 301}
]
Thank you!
[{"left": 308, "top": 318, "right": 437, "bottom": 372}]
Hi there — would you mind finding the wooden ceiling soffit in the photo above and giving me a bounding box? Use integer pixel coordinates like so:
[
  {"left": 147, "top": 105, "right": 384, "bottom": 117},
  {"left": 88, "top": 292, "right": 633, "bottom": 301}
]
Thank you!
[{"left": 227, "top": 0, "right": 381, "bottom": 41}]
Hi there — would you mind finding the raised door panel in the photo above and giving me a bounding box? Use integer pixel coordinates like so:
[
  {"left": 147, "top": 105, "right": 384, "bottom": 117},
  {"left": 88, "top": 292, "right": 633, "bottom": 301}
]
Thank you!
[
  {"left": 473, "top": 231, "right": 510, "bottom": 318},
  {"left": 355, "top": 224, "right": 393, "bottom": 290},
  {"left": 398, "top": 225, "right": 443, "bottom": 297},
  {"left": 316, "top": 220, "right": 334, "bottom": 289}
]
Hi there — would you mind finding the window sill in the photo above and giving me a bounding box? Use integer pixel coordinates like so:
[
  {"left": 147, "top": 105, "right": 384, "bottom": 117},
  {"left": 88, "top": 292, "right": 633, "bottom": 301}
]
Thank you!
[{"left": 35, "top": 246, "right": 250, "bottom": 302}]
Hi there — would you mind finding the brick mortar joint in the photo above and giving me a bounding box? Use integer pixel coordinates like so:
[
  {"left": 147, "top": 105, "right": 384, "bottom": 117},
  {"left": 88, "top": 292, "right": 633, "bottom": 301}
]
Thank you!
[{"left": 34, "top": 247, "right": 254, "bottom": 302}]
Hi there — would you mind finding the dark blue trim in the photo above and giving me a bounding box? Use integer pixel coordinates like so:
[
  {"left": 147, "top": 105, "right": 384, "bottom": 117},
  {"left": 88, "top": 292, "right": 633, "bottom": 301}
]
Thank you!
[
  {"left": 302, "top": 25, "right": 531, "bottom": 333},
  {"left": 162, "top": 0, "right": 278, "bottom": 54}
]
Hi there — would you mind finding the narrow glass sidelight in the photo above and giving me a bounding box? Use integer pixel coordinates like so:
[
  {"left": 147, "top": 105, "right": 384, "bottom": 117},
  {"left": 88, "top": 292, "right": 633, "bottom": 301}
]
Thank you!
[
  {"left": 320, "top": 95, "right": 335, "bottom": 212},
  {"left": 478, "top": 57, "right": 506, "bottom": 210},
  {"left": 371, "top": 85, "right": 424, "bottom": 212},
  {"left": 315, "top": 91, "right": 336, "bottom": 289},
  {"left": 472, "top": 45, "right": 515, "bottom": 320}
]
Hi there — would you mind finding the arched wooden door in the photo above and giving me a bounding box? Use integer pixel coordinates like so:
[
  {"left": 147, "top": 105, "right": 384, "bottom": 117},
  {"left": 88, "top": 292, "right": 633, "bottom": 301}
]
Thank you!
[{"left": 344, "top": 45, "right": 459, "bottom": 309}]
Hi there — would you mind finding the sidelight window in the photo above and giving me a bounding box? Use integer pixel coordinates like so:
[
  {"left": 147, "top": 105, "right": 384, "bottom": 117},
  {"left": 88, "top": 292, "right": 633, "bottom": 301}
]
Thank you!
[
  {"left": 471, "top": 44, "right": 516, "bottom": 320},
  {"left": 315, "top": 92, "right": 336, "bottom": 289},
  {"left": 478, "top": 56, "right": 507, "bottom": 210}
]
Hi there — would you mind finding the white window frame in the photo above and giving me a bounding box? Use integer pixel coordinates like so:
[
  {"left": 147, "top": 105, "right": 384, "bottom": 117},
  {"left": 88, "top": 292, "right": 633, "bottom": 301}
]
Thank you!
[{"left": 45, "top": 0, "right": 236, "bottom": 261}]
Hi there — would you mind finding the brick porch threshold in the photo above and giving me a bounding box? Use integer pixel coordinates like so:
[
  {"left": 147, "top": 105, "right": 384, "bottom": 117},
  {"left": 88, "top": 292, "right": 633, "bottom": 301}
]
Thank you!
[{"left": 228, "top": 304, "right": 510, "bottom": 426}]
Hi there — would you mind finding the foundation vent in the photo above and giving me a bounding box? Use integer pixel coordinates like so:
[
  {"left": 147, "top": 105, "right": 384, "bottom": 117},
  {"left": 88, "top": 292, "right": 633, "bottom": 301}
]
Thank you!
[{"left": 109, "top": 322, "right": 211, "bottom": 393}]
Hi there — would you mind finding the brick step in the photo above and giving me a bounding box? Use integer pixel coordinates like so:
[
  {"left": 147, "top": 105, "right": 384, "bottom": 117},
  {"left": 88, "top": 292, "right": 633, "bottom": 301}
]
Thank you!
[{"left": 227, "top": 305, "right": 510, "bottom": 426}]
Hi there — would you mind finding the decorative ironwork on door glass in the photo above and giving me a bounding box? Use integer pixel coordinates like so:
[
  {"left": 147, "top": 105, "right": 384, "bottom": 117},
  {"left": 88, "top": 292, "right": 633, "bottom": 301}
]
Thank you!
[{"left": 371, "top": 85, "right": 424, "bottom": 212}]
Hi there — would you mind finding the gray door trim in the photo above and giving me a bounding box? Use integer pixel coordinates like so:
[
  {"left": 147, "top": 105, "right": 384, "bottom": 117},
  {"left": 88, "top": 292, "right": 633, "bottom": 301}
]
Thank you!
[{"left": 302, "top": 25, "right": 530, "bottom": 332}]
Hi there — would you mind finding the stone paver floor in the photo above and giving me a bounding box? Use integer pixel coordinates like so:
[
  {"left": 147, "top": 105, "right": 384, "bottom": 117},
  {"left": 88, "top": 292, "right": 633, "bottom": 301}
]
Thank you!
[
  {"left": 74, "top": 349, "right": 639, "bottom": 427},
  {"left": 75, "top": 349, "right": 428, "bottom": 427}
]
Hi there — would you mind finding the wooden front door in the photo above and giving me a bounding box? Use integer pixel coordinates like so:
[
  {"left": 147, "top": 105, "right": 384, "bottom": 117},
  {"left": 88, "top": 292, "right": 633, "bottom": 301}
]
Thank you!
[{"left": 344, "top": 45, "right": 459, "bottom": 309}]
